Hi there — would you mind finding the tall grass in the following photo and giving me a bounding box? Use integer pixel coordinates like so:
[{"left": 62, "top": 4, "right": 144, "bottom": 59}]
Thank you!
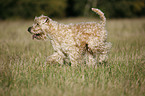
[{"left": 0, "top": 18, "right": 145, "bottom": 96}]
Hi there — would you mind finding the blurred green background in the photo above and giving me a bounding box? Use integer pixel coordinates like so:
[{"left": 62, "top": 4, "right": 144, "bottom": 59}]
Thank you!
[{"left": 0, "top": 0, "right": 144, "bottom": 19}]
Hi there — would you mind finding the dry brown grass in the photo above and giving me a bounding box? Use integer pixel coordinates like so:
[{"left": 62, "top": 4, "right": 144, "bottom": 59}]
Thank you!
[{"left": 0, "top": 18, "right": 145, "bottom": 96}]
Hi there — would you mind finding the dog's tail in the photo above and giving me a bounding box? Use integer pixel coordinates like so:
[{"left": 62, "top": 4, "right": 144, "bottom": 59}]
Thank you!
[{"left": 92, "top": 8, "right": 106, "bottom": 26}]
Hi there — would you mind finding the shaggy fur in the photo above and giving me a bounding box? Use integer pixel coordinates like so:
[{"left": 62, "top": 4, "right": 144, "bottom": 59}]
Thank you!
[{"left": 28, "top": 8, "right": 112, "bottom": 66}]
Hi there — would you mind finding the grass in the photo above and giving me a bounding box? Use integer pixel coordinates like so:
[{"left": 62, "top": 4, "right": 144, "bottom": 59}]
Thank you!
[{"left": 0, "top": 18, "right": 145, "bottom": 96}]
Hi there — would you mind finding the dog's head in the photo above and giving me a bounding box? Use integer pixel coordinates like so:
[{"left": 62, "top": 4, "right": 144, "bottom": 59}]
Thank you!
[{"left": 28, "top": 15, "right": 51, "bottom": 40}]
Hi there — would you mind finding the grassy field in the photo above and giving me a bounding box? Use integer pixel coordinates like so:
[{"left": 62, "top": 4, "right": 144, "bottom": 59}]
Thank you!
[{"left": 0, "top": 18, "right": 145, "bottom": 96}]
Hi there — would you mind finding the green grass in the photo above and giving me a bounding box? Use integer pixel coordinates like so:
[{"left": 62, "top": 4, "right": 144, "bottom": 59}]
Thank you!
[{"left": 0, "top": 18, "right": 145, "bottom": 96}]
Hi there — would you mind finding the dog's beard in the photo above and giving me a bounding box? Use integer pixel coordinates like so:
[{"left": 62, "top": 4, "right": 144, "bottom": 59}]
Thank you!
[{"left": 32, "top": 33, "right": 47, "bottom": 40}]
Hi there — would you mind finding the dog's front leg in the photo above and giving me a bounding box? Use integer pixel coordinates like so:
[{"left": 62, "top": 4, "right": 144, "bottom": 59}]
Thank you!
[
  {"left": 46, "top": 52, "right": 65, "bottom": 65},
  {"left": 67, "top": 47, "right": 83, "bottom": 67}
]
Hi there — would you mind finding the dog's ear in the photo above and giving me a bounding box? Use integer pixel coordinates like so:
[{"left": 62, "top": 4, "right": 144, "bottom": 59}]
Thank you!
[
  {"left": 35, "top": 16, "right": 38, "bottom": 20},
  {"left": 43, "top": 17, "right": 50, "bottom": 23},
  {"left": 41, "top": 14, "right": 45, "bottom": 17}
]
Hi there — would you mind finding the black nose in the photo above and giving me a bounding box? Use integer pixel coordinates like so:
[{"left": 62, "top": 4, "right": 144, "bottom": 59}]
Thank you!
[{"left": 28, "top": 27, "right": 32, "bottom": 33}]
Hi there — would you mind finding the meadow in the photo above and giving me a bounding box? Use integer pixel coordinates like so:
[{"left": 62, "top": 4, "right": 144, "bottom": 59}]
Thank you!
[{"left": 0, "top": 18, "right": 145, "bottom": 96}]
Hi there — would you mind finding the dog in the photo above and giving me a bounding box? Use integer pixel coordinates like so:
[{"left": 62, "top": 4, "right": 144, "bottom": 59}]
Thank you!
[{"left": 28, "top": 8, "right": 112, "bottom": 66}]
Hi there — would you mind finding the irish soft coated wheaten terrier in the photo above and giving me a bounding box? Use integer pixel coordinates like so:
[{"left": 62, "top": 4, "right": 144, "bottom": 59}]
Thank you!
[{"left": 28, "top": 8, "right": 112, "bottom": 66}]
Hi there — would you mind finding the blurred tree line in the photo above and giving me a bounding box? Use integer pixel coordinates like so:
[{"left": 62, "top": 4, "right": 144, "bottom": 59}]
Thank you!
[{"left": 0, "top": 0, "right": 144, "bottom": 19}]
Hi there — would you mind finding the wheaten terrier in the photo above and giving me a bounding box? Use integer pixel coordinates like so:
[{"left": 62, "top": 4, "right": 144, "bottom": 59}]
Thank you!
[{"left": 28, "top": 8, "right": 112, "bottom": 66}]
